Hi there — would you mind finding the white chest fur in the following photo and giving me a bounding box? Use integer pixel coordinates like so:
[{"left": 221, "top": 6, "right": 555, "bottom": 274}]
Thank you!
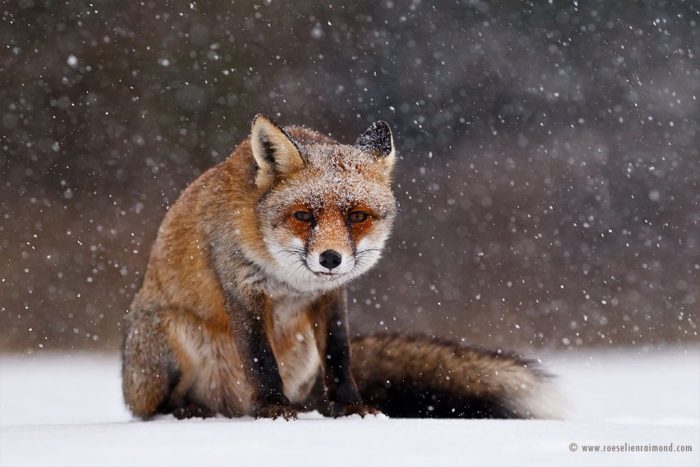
[{"left": 270, "top": 296, "right": 321, "bottom": 403}]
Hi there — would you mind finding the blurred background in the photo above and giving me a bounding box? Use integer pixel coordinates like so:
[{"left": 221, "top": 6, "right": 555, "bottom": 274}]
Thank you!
[{"left": 1, "top": 0, "right": 698, "bottom": 353}]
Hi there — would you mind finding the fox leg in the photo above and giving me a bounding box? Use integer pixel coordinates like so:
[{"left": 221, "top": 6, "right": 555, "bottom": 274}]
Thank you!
[
  {"left": 121, "top": 308, "right": 179, "bottom": 419},
  {"left": 225, "top": 292, "right": 297, "bottom": 419},
  {"left": 313, "top": 290, "right": 374, "bottom": 417}
]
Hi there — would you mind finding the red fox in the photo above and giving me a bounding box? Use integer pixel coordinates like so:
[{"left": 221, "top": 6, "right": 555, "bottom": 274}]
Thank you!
[{"left": 121, "top": 115, "right": 560, "bottom": 419}]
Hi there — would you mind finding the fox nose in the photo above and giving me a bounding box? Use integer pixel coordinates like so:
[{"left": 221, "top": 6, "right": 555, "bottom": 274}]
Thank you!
[{"left": 319, "top": 250, "right": 342, "bottom": 270}]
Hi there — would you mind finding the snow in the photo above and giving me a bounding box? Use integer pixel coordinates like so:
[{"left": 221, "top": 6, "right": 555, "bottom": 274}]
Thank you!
[
  {"left": 65, "top": 55, "right": 78, "bottom": 68},
  {"left": 1, "top": 349, "right": 698, "bottom": 466}
]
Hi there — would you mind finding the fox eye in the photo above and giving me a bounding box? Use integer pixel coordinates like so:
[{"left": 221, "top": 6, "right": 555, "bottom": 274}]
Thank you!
[
  {"left": 293, "top": 211, "right": 313, "bottom": 223},
  {"left": 348, "top": 211, "right": 369, "bottom": 223}
]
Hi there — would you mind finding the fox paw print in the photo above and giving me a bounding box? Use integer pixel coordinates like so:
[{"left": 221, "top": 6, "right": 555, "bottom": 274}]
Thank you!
[{"left": 255, "top": 403, "right": 298, "bottom": 420}]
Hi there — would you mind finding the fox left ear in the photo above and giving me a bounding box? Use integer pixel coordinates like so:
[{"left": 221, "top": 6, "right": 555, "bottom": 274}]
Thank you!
[
  {"left": 251, "top": 114, "right": 305, "bottom": 189},
  {"left": 355, "top": 121, "right": 396, "bottom": 172}
]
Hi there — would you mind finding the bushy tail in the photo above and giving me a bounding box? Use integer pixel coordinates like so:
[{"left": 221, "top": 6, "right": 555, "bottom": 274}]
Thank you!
[{"left": 350, "top": 334, "right": 562, "bottom": 419}]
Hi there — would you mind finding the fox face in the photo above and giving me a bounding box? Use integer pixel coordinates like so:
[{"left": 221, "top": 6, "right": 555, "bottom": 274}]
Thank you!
[{"left": 251, "top": 116, "right": 397, "bottom": 292}]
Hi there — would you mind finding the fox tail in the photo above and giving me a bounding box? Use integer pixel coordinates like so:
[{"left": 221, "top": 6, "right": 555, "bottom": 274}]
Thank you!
[{"left": 350, "top": 334, "right": 563, "bottom": 419}]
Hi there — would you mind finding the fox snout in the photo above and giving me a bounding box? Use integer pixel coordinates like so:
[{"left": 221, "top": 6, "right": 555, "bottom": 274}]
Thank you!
[
  {"left": 319, "top": 249, "right": 343, "bottom": 270},
  {"left": 306, "top": 246, "right": 354, "bottom": 276}
]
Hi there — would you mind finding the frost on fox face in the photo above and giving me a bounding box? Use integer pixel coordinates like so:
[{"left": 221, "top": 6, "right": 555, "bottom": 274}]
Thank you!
[{"left": 251, "top": 115, "right": 397, "bottom": 293}]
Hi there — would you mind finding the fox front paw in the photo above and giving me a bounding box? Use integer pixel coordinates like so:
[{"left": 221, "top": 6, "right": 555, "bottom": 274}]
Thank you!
[
  {"left": 329, "top": 401, "right": 379, "bottom": 418},
  {"left": 255, "top": 403, "right": 298, "bottom": 420},
  {"left": 172, "top": 402, "right": 215, "bottom": 420}
]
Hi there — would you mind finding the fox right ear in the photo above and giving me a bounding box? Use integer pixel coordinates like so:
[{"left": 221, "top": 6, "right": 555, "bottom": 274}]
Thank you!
[
  {"left": 251, "top": 114, "right": 305, "bottom": 189},
  {"left": 355, "top": 121, "right": 396, "bottom": 173}
]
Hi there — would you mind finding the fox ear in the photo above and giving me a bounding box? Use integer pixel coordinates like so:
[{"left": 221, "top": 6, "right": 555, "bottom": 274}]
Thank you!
[
  {"left": 251, "top": 114, "right": 304, "bottom": 188},
  {"left": 355, "top": 121, "right": 395, "bottom": 172}
]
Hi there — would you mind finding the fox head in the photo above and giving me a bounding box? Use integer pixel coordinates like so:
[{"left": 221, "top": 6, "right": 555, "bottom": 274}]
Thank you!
[{"left": 251, "top": 115, "right": 397, "bottom": 292}]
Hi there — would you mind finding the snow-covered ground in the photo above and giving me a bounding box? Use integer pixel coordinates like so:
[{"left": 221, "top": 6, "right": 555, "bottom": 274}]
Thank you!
[{"left": 1, "top": 348, "right": 698, "bottom": 466}]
